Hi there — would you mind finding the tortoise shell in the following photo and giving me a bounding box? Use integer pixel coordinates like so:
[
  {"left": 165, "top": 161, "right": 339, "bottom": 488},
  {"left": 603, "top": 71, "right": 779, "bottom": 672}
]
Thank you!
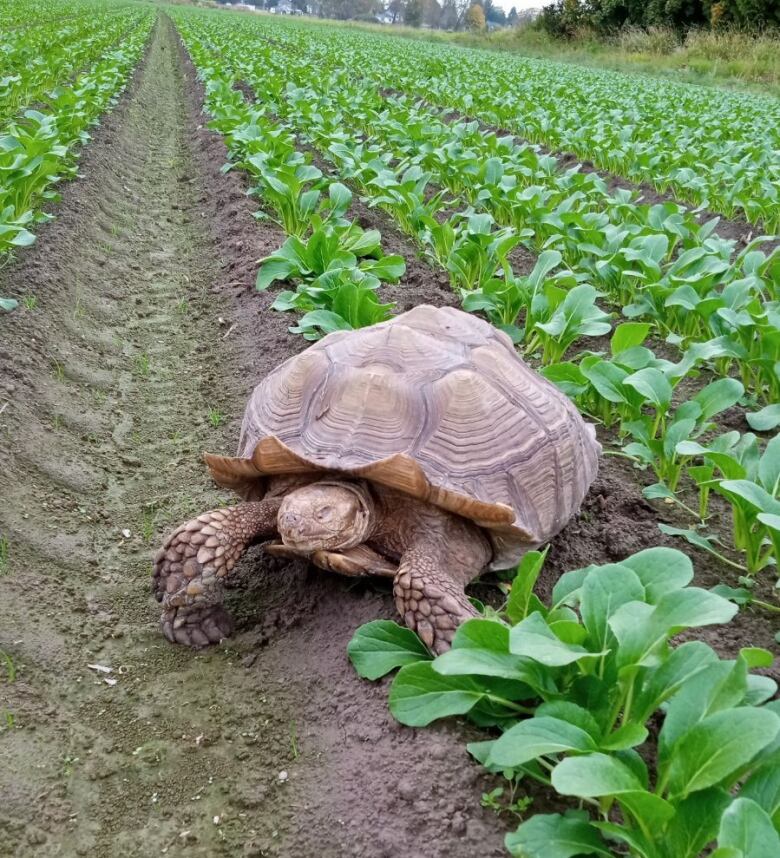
[{"left": 205, "top": 305, "right": 600, "bottom": 570}]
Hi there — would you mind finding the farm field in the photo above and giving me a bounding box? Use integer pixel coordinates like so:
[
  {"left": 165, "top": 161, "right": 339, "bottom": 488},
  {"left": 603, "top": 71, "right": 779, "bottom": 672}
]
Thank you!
[{"left": 0, "top": 2, "right": 779, "bottom": 856}]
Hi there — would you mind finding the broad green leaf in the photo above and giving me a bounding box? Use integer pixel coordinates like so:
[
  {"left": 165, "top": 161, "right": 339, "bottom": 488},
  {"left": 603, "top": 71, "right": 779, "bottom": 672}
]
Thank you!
[
  {"left": 292, "top": 310, "right": 353, "bottom": 338},
  {"left": 0, "top": 297, "right": 18, "bottom": 313},
  {"left": 528, "top": 249, "right": 563, "bottom": 287},
  {"left": 747, "top": 404, "right": 780, "bottom": 432},
  {"left": 433, "top": 647, "right": 539, "bottom": 684},
  {"left": 506, "top": 549, "right": 548, "bottom": 624},
  {"left": 742, "top": 765, "right": 780, "bottom": 825},
  {"left": 295, "top": 163, "right": 322, "bottom": 182},
  {"left": 552, "top": 752, "right": 641, "bottom": 796},
  {"left": 599, "top": 723, "right": 647, "bottom": 751},
  {"left": 488, "top": 716, "right": 597, "bottom": 768},
  {"left": 620, "top": 547, "right": 694, "bottom": 602},
  {"left": 667, "top": 707, "right": 780, "bottom": 799},
  {"left": 610, "top": 588, "right": 735, "bottom": 670},
  {"left": 633, "top": 640, "right": 719, "bottom": 722},
  {"left": 580, "top": 563, "right": 644, "bottom": 653},
  {"left": 540, "top": 362, "right": 589, "bottom": 397},
  {"left": 758, "top": 512, "right": 780, "bottom": 534},
  {"left": 654, "top": 586, "right": 737, "bottom": 632},
  {"left": 660, "top": 789, "right": 732, "bottom": 858},
  {"left": 643, "top": 482, "right": 675, "bottom": 502},
  {"left": 347, "top": 620, "right": 430, "bottom": 680},
  {"left": 758, "top": 435, "right": 780, "bottom": 496},
  {"left": 611, "top": 322, "right": 650, "bottom": 355},
  {"left": 551, "top": 566, "right": 591, "bottom": 607},
  {"left": 536, "top": 701, "right": 601, "bottom": 741},
  {"left": 10, "top": 228, "right": 35, "bottom": 247},
  {"left": 345, "top": 227, "right": 382, "bottom": 257},
  {"left": 624, "top": 367, "right": 673, "bottom": 411},
  {"left": 256, "top": 257, "right": 296, "bottom": 290},
  {"left": 327, "top": 181, "right": 352, "bottom": 213},
  {"left": 659, "top": 660, "right": 749, "bottom": 761},
  {"left": 740, "top": 648, "right": 774, "bottom": 669},
  {"left": 509, "top": 612, "right": 602, "bottom": 666},
  {"left": 553, "top": 754, "right": 675, "bottom": 829},
  {"left": 693, "top": 378, "right": 744, "bottom": 422},
  {"left": 744, "top": 674, "right": 777, "bottom": 707},
  {"left": 451, "top": 618, "right": 509, "bottom": 651},
  {"left": 362, "top": 254, "right": 405, "bottom": 282},
  {"left": 506, "top": 811, "right": 611, "bottom": 858},
  {"left": 388, "top": 661, "right": 486, "bottom": 726},
  {"left": 719, "top": 480, "right": 780, "bottom": 516},
  {"left": 716, "top": 797, "right": 780, "bottom": 858},
  {"left": 581, "top": 360, "right": 629, "bottom": 404}
]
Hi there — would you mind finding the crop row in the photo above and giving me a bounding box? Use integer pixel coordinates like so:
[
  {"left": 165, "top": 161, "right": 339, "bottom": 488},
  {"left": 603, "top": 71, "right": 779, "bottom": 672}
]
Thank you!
[
  {"left": 0, "top": 0, "right": 142, "bottom": 124},
  {"left": 183, "top": 12, "right": 780, "bottom": 406},
  {"left": 171, "top": 7, "right": 780, "bottom": 589},
  {"left": 0, "top": 4, "right": 153, "bottom": 270},
  {"left": 260, "top": 15, "right": 780, "bottom": 234},
  {"left": 349, "top": 547, "right": 780, "bottom": 858},
  {"left": 182, "top": 32, "right": 408, "bottom": 339}
]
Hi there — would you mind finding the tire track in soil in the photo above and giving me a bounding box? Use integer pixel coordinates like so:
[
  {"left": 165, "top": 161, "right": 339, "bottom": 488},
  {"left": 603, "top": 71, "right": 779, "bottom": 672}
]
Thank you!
[{"left": 0, "top": 14, "right": 510, "bottom": 858}]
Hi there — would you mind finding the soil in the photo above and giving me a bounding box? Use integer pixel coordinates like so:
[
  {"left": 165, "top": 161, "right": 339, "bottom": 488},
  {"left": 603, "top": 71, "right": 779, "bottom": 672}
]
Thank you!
[{"left": 0, "top": 12, "right": 777, "bottom": 858}]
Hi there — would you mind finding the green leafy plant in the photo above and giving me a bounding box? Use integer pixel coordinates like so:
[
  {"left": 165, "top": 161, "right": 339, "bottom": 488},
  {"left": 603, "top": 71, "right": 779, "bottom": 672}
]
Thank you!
[
  {"left": 421, "top": 211, "right": 521, "bottom": 294},
  {"left": 348, "top": 547, "right": 779, "bottom": 858},
  {"left": 622, "top": 375, "right": 744, "bottom": 491},
  {"left": 663, "top": 433, "right": 780, "bottom": 578},
  {"left": 287, "top": 270, "right": 395, "bottom": 340},
  {"left": 256, "top": 217, "right": 404, "bottom": 292}
]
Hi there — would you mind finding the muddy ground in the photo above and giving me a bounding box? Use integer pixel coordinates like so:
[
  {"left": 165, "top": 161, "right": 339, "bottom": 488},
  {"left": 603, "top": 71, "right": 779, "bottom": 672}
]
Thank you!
[{"left": 0, "top": 12, "right": 777, "bottom": 858}]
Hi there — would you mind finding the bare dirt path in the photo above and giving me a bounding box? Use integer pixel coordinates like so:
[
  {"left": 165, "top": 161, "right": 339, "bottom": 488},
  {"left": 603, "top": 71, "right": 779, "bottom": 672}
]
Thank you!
[{"left": 0, "top": 15, "right": 508, "bottom": 857}]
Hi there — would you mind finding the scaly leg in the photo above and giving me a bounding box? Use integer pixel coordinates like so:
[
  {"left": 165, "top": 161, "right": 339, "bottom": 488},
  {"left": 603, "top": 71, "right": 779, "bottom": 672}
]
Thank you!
[
  {"left": 393, "top": 546, "right": 480, "bottom": 655},
  {"left": 152, "top": 499, "right": 281, "bottom": 647}
]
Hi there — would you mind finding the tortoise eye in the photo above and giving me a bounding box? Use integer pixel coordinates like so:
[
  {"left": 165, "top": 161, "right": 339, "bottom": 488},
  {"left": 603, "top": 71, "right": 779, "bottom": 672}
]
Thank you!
[{"left": 317, "top": 506, "right": 333, "bottom": 521}]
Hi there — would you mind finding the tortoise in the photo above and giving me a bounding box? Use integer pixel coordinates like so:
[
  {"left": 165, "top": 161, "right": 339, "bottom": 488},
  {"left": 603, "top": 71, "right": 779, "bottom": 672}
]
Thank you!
[{"left": 152, "top": 305, "right": 600, "bottom": 654}]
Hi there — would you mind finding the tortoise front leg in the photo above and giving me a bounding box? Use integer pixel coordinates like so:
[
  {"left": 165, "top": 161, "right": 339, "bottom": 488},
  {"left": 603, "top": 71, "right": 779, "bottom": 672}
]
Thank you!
[
  {"left": 152, "top": 499, "right": 281, "bottom": 647},
  {"left": 392, "top": 546, "right": 480, "bottom": 656}
]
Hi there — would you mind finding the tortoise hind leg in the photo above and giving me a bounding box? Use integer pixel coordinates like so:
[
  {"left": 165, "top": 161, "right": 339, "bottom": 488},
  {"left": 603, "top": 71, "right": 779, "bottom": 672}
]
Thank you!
[
  {"left": 153, "top": 498, "right": 281, "bottom": 647},
  {"left": 392, "top": 546, "right": 480, "bottom": 655}
]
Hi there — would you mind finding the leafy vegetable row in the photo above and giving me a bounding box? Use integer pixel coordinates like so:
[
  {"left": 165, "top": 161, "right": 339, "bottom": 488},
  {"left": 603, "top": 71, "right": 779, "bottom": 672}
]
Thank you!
[
  {"left": 0, "top": 0, "right": 142, "bottom": 126},
  {"left": 0, "top": 6, "right": 153, "bottom": 277},
  {"left": 178, "top": 26, "right": 406, "bottom": 340},
  {"left": 235, "top": 17, "right": 780, "bottom": 406},
  {"left": 349, "top": 547, "right": 780, "bottom": 857},
  {"left": 174, "top": 11, "right": 617, "bottom": 365},
  {"left": 259, "top": 14, "right": 780, "bottom": 233}
]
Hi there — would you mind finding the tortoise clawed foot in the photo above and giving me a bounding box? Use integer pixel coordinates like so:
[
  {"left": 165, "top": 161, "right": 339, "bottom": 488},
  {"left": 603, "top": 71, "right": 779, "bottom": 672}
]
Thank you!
[{"left": 161, "top": 604, "right": 235, "bottom": 648}]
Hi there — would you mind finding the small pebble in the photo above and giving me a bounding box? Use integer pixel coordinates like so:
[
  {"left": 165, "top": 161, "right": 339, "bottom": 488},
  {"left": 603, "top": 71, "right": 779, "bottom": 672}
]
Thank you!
[{"left": 397, "top": 777, "right": 416, "bottom": 802}]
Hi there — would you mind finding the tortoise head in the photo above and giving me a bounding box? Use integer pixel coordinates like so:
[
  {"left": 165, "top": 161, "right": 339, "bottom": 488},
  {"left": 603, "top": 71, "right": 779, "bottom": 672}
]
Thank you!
[{"left": 277, "top": 479, "right": 374, "bottom": 552}]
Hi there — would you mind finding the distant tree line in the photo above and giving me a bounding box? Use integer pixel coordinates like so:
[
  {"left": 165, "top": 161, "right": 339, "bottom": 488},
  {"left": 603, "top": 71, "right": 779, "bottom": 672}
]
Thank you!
[
  {"left": 539, "top": 0, "right": 780, "bottom": 37},
  {"left": 222, "top": 0, "right": 531, "bottom": 29}
]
